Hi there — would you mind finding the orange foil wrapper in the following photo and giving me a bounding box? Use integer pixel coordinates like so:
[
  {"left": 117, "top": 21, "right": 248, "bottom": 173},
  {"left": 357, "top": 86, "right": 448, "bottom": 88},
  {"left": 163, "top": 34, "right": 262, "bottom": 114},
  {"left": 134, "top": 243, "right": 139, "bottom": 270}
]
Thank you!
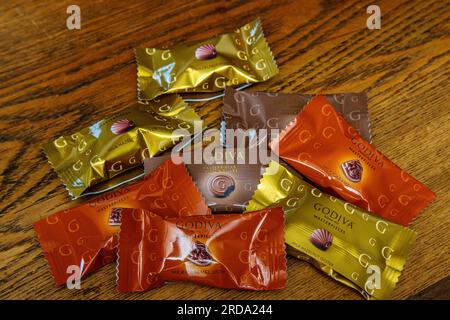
[
  {"left": 34, "top": 158, "right": 210, "bottom": 285},
  {"left": 271, "top": 95, "right": 435, "bottom": 226},
  {"left": 117, "top": 207, "right": 286, "bottom": 291}
]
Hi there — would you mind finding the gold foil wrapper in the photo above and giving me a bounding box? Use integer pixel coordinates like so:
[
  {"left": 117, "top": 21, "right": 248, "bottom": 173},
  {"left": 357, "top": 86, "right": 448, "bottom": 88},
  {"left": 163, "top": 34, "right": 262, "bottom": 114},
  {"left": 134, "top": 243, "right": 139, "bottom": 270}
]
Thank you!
[
  {"left": 136, "top": 18, "right": 278, "bottom": 101},
  {"left": 43, "top": 95, "right": 201, "bottom": 199},
  {"left": 246, "top": 161, "right": 417, "bottom": 299}
]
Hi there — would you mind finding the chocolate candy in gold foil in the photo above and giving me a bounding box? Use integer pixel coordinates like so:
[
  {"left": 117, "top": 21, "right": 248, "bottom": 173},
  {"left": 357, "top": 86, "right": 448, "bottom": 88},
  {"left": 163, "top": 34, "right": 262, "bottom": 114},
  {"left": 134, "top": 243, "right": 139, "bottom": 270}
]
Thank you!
[
  {"left": 136, "top": 18, "right": 278, "bottom": 101},
  {"left": 43, "top": 94, "right": 201, "bottom": 198},
  {"left": 246, "top": 161, "right": 417, "bottom": 300}
]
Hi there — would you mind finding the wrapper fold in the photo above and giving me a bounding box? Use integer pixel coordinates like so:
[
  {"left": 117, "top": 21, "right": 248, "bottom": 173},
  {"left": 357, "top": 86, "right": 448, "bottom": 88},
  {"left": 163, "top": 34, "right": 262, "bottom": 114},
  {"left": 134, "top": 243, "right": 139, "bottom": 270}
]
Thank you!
[{"left": 246, "top": 161, "right": 417, "bottom": 299}]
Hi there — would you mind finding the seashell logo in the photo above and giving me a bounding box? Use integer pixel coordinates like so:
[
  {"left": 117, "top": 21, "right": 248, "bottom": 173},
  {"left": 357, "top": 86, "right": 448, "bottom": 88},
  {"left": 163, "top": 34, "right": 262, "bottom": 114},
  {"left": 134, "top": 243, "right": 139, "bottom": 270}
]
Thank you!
[
  {"left": 310, "top": 228, "right": 333, "bottom": 251},
  {"left": 110, "top": 119, "right": 135, "bottom": 135},
  {"left": 186, "top": 241, "right": 214, "bottom": 266},
  {"left": 341, "top": 159, "right": 363, "bottom": 182},
  {"left": 195, "top": 44, "right": 217, "bottom": 60}
]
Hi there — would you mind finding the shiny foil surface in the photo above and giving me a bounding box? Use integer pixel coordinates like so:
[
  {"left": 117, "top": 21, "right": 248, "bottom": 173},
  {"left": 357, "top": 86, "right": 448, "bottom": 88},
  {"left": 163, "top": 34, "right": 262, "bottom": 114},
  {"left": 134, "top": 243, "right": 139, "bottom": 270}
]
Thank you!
[
  {"left": 34, "top": 158, "right": 210, "bottom": 285},
  {"left": 43, "top": 94, "right": 200, "bottom": 198},
  {"left": 117, "top": 207, "right": 286, "bottom": 291},
  {"left": 136, "top": 18, "right": 278, "bottom": 101},
  {"left": 222, "top": 87, "right": 372, "bottom": 142},
  {"left": 246, "top": 161, "right": 417, "bottom": 299},
  {"left": 270, "top": 94, "right": 436, "bottom": 226},
  {"left": 185, "top": 148, "right": 265, "bottom": 213}
]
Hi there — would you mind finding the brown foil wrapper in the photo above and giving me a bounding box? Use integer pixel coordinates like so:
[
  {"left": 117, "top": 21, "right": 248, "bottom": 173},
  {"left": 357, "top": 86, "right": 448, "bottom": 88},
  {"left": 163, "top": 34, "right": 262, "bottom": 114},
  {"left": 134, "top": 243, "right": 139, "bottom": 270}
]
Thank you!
[
  {"left": 223, "top": 87, "right": 372, "bottom": 142},
  {"left": 144, "top": 147, "right": 265, "bottom": 213},
  {"left": 136, "top": 18, "right": 278, "bottom": 101},
  {"left": 43, "top": 95, "right": 201, "bottom": 198},
  {"left": 34, "top": 157, "right": 210, "bottom": 285},
  {"left": 117, "top": 207, "right": 286, "bottom": 292}
]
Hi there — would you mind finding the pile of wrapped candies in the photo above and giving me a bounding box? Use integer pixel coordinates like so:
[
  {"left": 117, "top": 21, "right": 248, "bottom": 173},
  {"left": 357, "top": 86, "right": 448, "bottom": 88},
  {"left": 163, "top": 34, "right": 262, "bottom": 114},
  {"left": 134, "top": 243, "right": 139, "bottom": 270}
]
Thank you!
[{"left": 34, "top": 19, "right": 435, "bottom": 299}]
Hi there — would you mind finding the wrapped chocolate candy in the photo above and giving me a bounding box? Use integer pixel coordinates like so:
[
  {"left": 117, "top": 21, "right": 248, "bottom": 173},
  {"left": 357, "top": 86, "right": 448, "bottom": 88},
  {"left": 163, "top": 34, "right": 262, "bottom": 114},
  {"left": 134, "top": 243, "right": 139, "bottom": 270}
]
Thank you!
[
  {"left": 144, "top": 148, "right": 265, "bottom": 213},
  {"left": 136, "top": 18, "right": 278, "bottom": 101},
  {"left": 43, "top": 95, "right": 200, "bottom": 198},
  {"left": 246, "top": 161, "right": 417, "bottom": 299},
  {"left": 117, "top": 207, "right": 286, "bottom": 291},
  {"left": 34, "top": 158, "right": 210, "bottom": 285},
  {"left": 223, "top": 87, "right": 372, "bottom": 142},
  {"left": 270, "top": 95, "right": 435, "bottom": 226}
]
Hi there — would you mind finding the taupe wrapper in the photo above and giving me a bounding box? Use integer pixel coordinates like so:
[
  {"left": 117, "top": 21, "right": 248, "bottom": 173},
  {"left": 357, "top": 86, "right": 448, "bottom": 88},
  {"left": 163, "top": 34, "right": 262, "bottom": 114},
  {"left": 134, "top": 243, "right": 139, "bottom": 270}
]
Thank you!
[
  {"left": 136, "top": 19, "right": 278, "bottom": 101},
  {"left": 43, "top": 95, "right": 201, "bottom": 199},
  {"left": 222, "top": 87, "right": 372, "bottom": 142}
]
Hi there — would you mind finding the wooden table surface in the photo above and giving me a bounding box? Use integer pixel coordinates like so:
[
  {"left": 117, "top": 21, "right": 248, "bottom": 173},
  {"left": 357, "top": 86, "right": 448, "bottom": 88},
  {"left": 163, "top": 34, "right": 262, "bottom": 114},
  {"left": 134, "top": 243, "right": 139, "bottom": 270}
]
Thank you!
[{"left": 1, "top": 0, "right": 449, "bottom": 300}]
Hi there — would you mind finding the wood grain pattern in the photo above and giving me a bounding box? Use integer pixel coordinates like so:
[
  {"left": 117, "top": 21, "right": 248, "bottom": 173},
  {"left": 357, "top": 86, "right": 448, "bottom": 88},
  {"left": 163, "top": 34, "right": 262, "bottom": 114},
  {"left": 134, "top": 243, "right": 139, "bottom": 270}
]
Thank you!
[{"left": 1, "top": 0, "right": 449, "bottom": 300}]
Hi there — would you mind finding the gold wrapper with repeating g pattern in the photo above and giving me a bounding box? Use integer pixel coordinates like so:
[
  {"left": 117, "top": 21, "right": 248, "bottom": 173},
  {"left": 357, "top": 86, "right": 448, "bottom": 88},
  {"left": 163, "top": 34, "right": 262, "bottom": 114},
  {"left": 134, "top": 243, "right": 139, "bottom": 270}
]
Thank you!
[
  {"left": 136, "top": 18, "right": 278, "bottom": 101},
  {"left": 43, "top": 94, "right": 201, "bottom": 198},
  {"left": 33, "top": 157, "right": 211, "bottom": 286},
  {"left": 245, "top": 161, "right": 417, "bottom": 299},
  {"left": 222, "top": 87, "right": 372, "bottom": 142}
]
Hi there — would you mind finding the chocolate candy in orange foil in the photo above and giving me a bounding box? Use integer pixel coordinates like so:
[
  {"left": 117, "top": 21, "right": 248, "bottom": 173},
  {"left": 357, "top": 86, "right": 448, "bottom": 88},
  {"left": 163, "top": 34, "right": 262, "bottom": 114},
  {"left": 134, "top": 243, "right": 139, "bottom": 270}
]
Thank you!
[
  {"left": 117, "top": 207, "right": 286, "bottom": 292},
  {"left": 33, "top": 157, "right": 210, "bottom": 285},
  {"left": 186, "top": 241, "right": 214, "bottom": 266},
  {"left": 270, "top": 95, "right": 436, "bottom": 226},
  {"left": 136, "top": 18, "right": 278, "bottom": 101}
]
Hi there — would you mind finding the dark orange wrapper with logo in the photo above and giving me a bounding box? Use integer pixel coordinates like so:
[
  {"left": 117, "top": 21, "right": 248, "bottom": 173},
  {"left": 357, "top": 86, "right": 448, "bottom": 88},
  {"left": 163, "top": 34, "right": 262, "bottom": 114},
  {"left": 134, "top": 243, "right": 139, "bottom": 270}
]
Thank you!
[
  {"left": 34, "top": 157, "right": 210, "bottom": 285},
  {"left": 117, "top": 207, "right": 286, "bottom": 291},
  {"left": 271, "top": 95, "right": 435, "bottom": 226}
]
